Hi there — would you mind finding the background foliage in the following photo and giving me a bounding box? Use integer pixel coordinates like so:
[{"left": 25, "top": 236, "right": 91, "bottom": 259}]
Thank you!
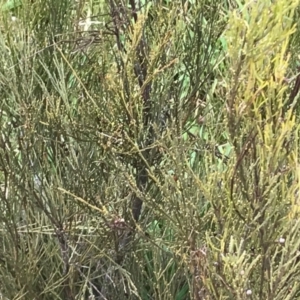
[{"left": 1, "top": 0, "right": 300, "bottom": 299}]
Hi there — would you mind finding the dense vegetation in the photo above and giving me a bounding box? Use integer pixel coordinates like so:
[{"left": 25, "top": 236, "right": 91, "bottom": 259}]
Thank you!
[{"left": 1, "top": 0, "right": 300, "bottom": 299}]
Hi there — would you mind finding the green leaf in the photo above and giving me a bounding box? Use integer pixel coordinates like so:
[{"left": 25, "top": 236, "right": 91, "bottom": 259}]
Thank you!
[{"left": 1, "top": 0, "right": 22, "bottom": 11}]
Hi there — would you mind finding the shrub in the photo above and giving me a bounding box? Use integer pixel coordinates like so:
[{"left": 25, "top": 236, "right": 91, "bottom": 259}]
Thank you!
[{"left": 0, "top": 0, "right": 300, "bottom": 299}]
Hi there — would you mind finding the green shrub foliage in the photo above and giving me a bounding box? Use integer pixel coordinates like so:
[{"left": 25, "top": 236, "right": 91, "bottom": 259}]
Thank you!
[{"left": 0, "top": 0, "right": 300, "bottom": 299}]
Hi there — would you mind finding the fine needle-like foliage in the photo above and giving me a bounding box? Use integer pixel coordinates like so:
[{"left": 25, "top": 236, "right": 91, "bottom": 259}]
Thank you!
[{"left": 0, "top": 0, "right": 300, "bottom": 299}]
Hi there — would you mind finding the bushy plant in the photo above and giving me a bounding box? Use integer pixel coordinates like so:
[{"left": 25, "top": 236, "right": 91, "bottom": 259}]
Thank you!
[{"left": 0, "top": 0, "right": 300, "bottom": 299}]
